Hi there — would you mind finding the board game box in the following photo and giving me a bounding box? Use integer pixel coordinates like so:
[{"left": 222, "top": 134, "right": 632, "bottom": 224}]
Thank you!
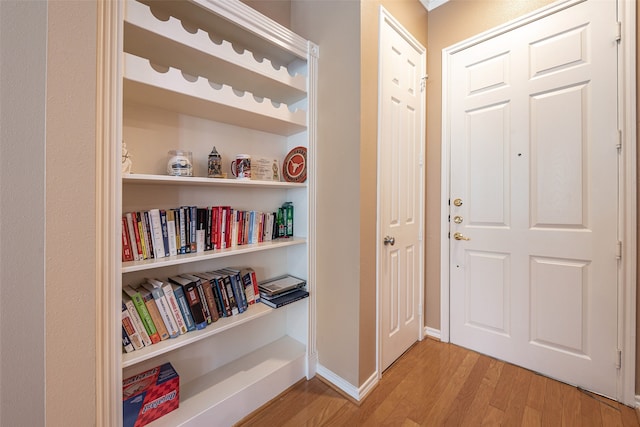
[{"left": 123, "top": 362, "right": 179, "bottom": 427}]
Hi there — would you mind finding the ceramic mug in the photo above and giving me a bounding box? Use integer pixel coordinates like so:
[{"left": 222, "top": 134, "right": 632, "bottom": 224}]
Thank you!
[{"left": 231, "top": 154, "right": 251, "bottom": 179}]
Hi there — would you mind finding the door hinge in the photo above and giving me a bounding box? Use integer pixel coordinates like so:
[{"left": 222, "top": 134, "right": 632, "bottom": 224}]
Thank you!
[
  {"left": 421, "top": 76, "right": 428, "bottom": 92},
  {"left": 616, "top": 129, "right": 622, "bottom": 151},
  {"left": 615, "top": 21, "right": 622, "bottom": 43},
  {"left": 616, "top": 349, "right": 622, "bottom": 369},
  {"left": 616, "top": 241, "right": 622, "bottom": 259}
]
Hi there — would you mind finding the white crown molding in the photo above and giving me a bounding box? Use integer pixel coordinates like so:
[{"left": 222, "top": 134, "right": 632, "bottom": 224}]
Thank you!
[{"left": 419, "top": 0, "right": 449, "bottom": 12}]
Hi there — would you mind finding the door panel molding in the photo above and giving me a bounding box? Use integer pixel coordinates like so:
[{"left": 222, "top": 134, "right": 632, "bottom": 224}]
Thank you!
[{"left": 440, "top": 0, "right": 636, "bottom": 405}]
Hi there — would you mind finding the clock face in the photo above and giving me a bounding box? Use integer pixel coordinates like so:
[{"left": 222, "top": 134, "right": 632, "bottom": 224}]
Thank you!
[{"left": 283, "top": 146, "right": 307, "bottom": 183}]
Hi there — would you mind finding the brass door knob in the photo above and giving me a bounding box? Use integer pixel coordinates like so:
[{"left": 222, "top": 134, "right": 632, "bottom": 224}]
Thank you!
[{"left": 453, "top": 232, "right": 470, "bottom": 241}]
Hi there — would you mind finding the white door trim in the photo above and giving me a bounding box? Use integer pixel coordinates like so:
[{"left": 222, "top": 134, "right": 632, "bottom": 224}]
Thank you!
[
  {"left": 377, "top": 4, "right": 426, "bottom": 378},
  {"left": 439, "top": 0, "right": 636, "bottom": 405}
]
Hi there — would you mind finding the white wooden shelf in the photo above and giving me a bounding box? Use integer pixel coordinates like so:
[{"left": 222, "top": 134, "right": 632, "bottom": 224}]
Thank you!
[
  {"left": 123, "top": 302, "right": 276, "bottom": 368},
  {"left": 123, "top": 52, "right": 307, "bottom": 136},
  {"left": 146, "top": 336, "right": 306, "bottom": 427},
  {"left": 122, "top": 237, "right": 306, "bottom": 273},
  {"left": 123, "top": 173, "right": 306, "bottom": 189},
  {"left": 124, "top": 0, "right": 306, "bottom": 105}
]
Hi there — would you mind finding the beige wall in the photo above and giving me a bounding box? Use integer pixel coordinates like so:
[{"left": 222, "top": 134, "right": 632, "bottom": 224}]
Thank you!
[
  {"left": 0, "top": 0, "right": 98, "bottom": 424},
  {"left": 291, "top": 0, "right": 426, "bottom": 388},
  {"left": 45, "top": 1, "right": 98, "bottom": 424},
  {"left": 424, "top": 0, "right": 556, "bottom": 330},
  {"left": 0, "top": 1, "right": 46, "bottom": 424}
]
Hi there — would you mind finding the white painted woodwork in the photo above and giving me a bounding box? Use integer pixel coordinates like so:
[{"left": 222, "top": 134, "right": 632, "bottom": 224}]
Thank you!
[
  {"left": 117, "top": 0, "right": 318, "bottom": 425},
  {"left": 378, "top": 8, "right": 425, "bottom": 372},
  {"left": 448, "top": 0, "right": 619, "bottom": 398}
]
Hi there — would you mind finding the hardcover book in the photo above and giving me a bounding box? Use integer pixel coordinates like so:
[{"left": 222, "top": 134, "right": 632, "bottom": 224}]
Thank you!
[
  {"left": 260, "top": 289, "right": 309, "bottom": 309},
  {"left": 168, "top": 275, "right": 207, "bottom": 329},
  {"left": 123, "top": 285, "right": 161, "bottom": 344}
]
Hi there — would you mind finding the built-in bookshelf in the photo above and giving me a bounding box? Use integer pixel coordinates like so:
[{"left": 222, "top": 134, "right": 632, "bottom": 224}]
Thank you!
[{"left": 118, "top": 0, "right": 317, "bottom": 425}]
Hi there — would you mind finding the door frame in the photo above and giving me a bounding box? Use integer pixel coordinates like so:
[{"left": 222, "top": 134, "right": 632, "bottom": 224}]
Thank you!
[
  {"left": 439, "top": 0, "right": 636, "bottom": 405},
  {"left": 377, "top": 5, "right": 426, "bottom": 377}
]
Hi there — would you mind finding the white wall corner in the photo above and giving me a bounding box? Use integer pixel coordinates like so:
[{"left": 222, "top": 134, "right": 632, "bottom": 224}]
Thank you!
[
  {"left": 419, "top": 0, "right": 449, "bottom": 12},
  {"left": 316, "top": 364, "right": 379, "bottom": 402}
]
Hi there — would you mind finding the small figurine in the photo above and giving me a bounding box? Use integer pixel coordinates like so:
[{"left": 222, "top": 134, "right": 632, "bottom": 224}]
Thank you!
[
  {"left": 208, "top": 146, "right": 223, "bottom": 178},
  {"left": 122, "top": 141, "right": 132, "bottom": 174}
]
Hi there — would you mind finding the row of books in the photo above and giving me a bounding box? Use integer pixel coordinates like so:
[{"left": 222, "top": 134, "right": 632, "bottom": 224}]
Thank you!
[
  {"left": 121, "top": 202, "right": 294, "bottom": 262},
  {"left": 122, "top": 267, "right": 261, "bottom": 353}
]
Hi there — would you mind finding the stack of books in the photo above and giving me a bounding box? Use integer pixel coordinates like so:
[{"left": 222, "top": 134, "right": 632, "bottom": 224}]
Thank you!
[{"left": 258, "top": 275, "right": 309, "bottom": 309}]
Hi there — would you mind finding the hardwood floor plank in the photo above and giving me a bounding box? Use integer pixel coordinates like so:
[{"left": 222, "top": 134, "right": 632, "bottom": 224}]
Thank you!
[
  {"left": 541, "top": 374, "right": 564, "bottom": 427},
  {"left": 502, "top": 365, "right": 533, "bottom": 426},
  {"left": 522, "top": 406, "right": 543, "bottom": 427},
  {"left": 579, "top": 389, "right": 604, "bottom": 427},
  {"left": 527, "top": 373, "right": 547, "bottom": 413},
  {"left": 235, "top": 339, "right": 640, "bottom": 427},
  {"left": 560, "top": 383, "right": 581, "bottom": 427},
  {"left": 441, "top": 354, "right": 491, "bottom": 426},
  {"left": 489, "top": 361, "right": 519, "bottom": 411}
]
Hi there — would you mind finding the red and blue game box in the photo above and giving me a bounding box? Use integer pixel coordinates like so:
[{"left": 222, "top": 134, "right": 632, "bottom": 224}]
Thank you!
[{"left": 123, "top": 362, "right": 179, "bottom": 427}]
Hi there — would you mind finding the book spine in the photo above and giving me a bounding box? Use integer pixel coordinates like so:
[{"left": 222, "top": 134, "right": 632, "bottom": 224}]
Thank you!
[
  {"left": 123, "top": 296, "right": 152, "bottom": 346},
  {"left": 241, "top": 271, "right": 256, "bottom": 305},
  {"left": 221, "top": 274, "right": 238, "bottom": 315},
  {"left": 193, "top": 278, "right": 212, "bottom": 324},
  {"left": 122, "top": 303, "right": 143, "bottom": 350},
  {"left": 143, "top": 211, "right": 155, "bottom": 259},
  {"left": 125, "top": 212, "right": 140, "bottom": 261},
  {"left": 126, "top": 288, "right": 160, "bottom": 343},
  {"left": 227, "top": 270, "right": 247, "bottom": 312},
  {"left": 149, "top": 209, "right": 166, "bottom": 258},
  {"left": 135, "top": 212, "right": 148, "bottom": 259},
  {"left": 206, "top": 207, "right": 212, "bottom": 251},
  {"left": 171, "top": 284, "right": 196, "bottom": 332},
  {"left": 166, "top": 209, "right": 178, "bottom": 256},
  {"left": 122, "top": 325, "right": 134, "bottom": 353},
  {"left": 121, "top": 217, "right": 134, "bottom": 262},
  {"left": 183, "top": 283, "right": 207, "bottom": 329},
  {"left": 196, "top": 208, "right": 206, "bottom": 253},
  {"left": 190, "top": 206, "right": 197, "bottom": 253},
  {"left": 160, "top": 209, "right": 170, "bottom": 257},
  {"left": 148, "top": 285, "right": 179, "bottom": 338},
  {"left": 213, "top": 277, "right": 232, "bottom": 317},
  {"left": 140, "top": 289, "right": 169, "bottom": 340},
  {"left": 250, "top": 269, "right": 260, "bottom": 303},
  {"left": 178, "top": 207, "right": 187, "bottom": 254},
  {"left": 220, "top": 207, "right": 227, "bottom": 249},
  {"left": 225, "top": 207, "right": 232, "bottom": 249},
  {"left": 200, "top": 278, "right": 219, "bottom": 322},
  {"left": 162, "top": 283, "right": 188, "bottom": 334}
]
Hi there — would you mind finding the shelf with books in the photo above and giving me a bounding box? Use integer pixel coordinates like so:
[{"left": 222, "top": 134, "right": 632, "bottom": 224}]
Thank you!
[
  {"left": 122, "top": 237, "right": 306, "bottom": 273},
  {"left": 116, "top": 0, "right": 316, "bottom": 425},
  {"left": 122, "top": 302, "right": 277, "bottom": 368},
  {"left": 123, "top": 173, "right": 306, "bottom": 189}
]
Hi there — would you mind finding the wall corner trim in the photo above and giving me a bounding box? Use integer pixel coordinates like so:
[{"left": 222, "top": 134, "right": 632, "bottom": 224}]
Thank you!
[
  {"left": 316, "top": 364, "right": 378, "bottom": 402},
  {"left": 419, "top": 0, "right": 448, "bottom": 12}
]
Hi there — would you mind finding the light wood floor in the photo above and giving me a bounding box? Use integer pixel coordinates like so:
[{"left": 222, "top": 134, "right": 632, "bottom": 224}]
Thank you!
[{"left": 237, "top": 338, "right": 639, "bottom": 426}]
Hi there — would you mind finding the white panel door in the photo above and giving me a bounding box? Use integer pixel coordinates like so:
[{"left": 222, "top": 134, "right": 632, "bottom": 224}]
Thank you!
[
  {"left": 378, "top": 9, "right": 425, "bottom": 372},
  {"left": 449, "top": 0, "right": 619, "bottom": 397}
]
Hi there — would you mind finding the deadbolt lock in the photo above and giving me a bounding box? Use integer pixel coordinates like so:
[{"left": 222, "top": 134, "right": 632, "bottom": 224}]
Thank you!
[
  {"left": 453, "top": 216, "right": 463, "bottom": 224},
  {"left": 453, "top": 198, "right": 463, "bottom": 207}
]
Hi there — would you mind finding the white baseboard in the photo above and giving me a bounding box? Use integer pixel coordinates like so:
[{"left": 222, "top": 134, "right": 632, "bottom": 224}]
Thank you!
[
  {"left": 635, "top": 395, "right": 640, "bottom": 408},
  {"left": 425, "top": 326, "right": 441, "bottom": 340},
  {"left": 316, "top": 364, "right": 378, "bottom": 402}
]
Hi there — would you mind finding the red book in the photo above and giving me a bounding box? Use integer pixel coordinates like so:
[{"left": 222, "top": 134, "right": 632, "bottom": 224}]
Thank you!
[{"left": 122, "top": 217, "right": 134, "bottom": 262}]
